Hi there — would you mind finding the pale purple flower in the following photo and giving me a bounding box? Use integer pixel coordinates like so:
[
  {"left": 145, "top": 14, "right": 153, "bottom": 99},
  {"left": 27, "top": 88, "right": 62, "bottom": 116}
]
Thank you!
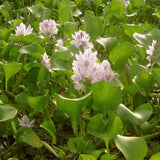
[
  {"left": 71, "top": 48, "right": 98, "bottom": 90},
  {"left": 41, "top": 53, "right": 52, "bottom": 72},
  {"left": 15, "top": 23, "right": 33, "bottom": 36},
  {"left": 71, "top": 49, "right": 114, "bottom": 90},
  {"left": 39, "top": 19, "right": 58, "bottom": 36},
  {"left": 71, "top": 30, "right": 93, "bottom": 49},
  {"left": 18, "top": 115, "right": 35, "bottom": 127},
  {"left": 92, "top": 60, "right": 114, "bottom": 83},
  {"left": 146, "top": 40, "right": 157, "bottom": 62}
]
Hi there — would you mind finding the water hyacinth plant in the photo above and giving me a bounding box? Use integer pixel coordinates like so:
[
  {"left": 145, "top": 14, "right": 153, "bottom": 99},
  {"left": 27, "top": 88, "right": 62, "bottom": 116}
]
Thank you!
[{"left": 0, "top": 0, "right": 160, "bottom": 159}]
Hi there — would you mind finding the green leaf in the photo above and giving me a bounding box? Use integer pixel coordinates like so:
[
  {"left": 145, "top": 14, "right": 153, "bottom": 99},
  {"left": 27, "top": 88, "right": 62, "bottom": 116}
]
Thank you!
[
  {"left": 58, "top": 0, "right": 74, "bottom": 24},
  {"left": 133, "top": 29, "right": 160, "bottom": 47},
  {"left": 63, "top": 22, "right": 78, "bottom": 39},
  {"left": 84, "top": 16, "right": 104, "bottom": 39},
  {"left": 55, "top": 92, "right": 91, "bottom": 121},
  {"left": 0, "top": 105, "right": 17, "bottom": 122},
  {"left": 92, "top": 81, "right": 122, "bottom": 111},
  {"left": 16, "top": 127, "right": 43, "bottom": 148},
  {"left": 132, "top": 0, "right": 145, "bottom": 8},
  {"left": 51, "top": 58, "right": 71, "bottom": 71},
  {"left": 78, "top": 154, "right": 96, "bottom": 160},
  {"left": 150, "top": 152, "right": 160, "bottom": 160},
  {"left": 12, "top": 34, "right": 42, "bottom": 45},
  {"left": 0, "top": 95, "right": 8, "bottom": 104},
  {"left": 19, "top": 43, "right": 45, "bottom": 55},
  {"left": 152, "top": 68, "right": 160, "bottom": 87},
  {"left": 40, "top": 121, "right": 56, "bottom": 144},
  {"left": 27, "top": 96, "right": 45, "bottom": 112},
  {"left": 122, "top": 24, "right": 144, "bottom": 38},
  {"left": 0, "top": 28, "right": 14, "bottom": 42},
  {"left": 1, "top": 62, "right": 22, "bottom": 82},
  {"left": 96, "top": 37, "right": 118, "bottom": 52},
  {"left": 117, "top": 103, "right": 153, "bottom": 125},
  {"left": 87, "top": 113, "right": 123, "bottom": 141},
  {"left": 100, "top": 154, "right": 116, "bottom": 160},
  {"left": 124, "top": 84, "right": 139, "bottom": 97},
  {"left": 109, "top": 42, "right": 135, "bottom": 67},
  {"left": 133, "top": 71, "right": 154, "bottom": 96},
  {"left": 115, "top": 134, "right": 148, "bottom": 160},
  {"left": 130, "top": 64, "right": 147, "bottom": 79}
]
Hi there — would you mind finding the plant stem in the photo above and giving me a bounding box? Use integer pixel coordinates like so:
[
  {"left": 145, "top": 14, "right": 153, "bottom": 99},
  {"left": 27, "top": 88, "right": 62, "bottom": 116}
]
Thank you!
[
  {"left": 2, "top": 142, "right": 16, "bottom": 156},
  {"left": 41, "top": 141, "right": 59, "bottom": 158},
  {"left": 141, "top": 132, "right": 160, "bottom": 141},
  {"left": 11, "top": 120, "right": 17, "bottom": 135},
  {"left": 71, "top": 120, "right": 78, "bottom": 137},
  {"left": 105, "top": 139, "right": 110, "bottom": 155},
  {"left": 5, "top": 78, "right": 8, "bottom": 91}
]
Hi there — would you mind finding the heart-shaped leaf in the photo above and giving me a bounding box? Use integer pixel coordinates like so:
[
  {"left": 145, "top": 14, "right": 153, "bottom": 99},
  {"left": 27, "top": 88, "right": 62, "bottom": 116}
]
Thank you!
[
  {"left": 87, "top": 113, "right": 123, "bottom": 141},
  {"left": 117, "top": 103, "right": 153, "bottom": 125},
  {"left": 109, "top": 42, "right": 135, "bottom": 67},
  {"left": 92, "top": 81, "right": 122, "bottom": 111},
  {"left": 115, "top": 134, "right": 148, "bottom": 160},
  {"left": 1, "top": 62, "right": 22, "bottom": 82},
  {"left": 27, "top": 96, "right": 45, "bottom": 112},
  {"left": 55, "top": 92, "right": 92, "bottom": 121},
  {"left": 0, "top": 105, "right": 17, "bottom": 122},
  {"left": 16, "top": 127, "right": 43, "bottom": 148}
]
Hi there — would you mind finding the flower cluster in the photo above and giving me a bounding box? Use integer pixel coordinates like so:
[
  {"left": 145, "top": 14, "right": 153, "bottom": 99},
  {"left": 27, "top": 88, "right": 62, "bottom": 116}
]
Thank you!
[
  {"left": 71, "top": 30, "right": 93, "bottom": 50},
  {"left": 18, "top": 115, "right": 35, "bottom": 127},
  {"left": 39, "top": 19, "right": 58, "bottom": 36},
  {"left": 71, "top": 48, "right": 114, "bottom": 91},
  {"left": 15, "top": 23, "right": 33, "bottom": 36},
  {"left": 146, "top": 40, "right": 157, "bottom": 62}
]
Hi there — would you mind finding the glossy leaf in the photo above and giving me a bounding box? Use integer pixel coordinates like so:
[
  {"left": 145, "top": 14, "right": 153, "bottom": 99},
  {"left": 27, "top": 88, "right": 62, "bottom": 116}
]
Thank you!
[
  {"left": 55, "top": 92, "right": 91, "bottom": 121},
  {"left": 130, "top": 64, "right": 147, "bottom": 79},
  {"left": 96, "top": 37, "right": 118, "bottom": 52},
  {"left": 40, "top": 121, "right": 56, "bottom": 144},
  {"left": 16, "top": 127, "right": 43, "bottom": 148},
  {"left": 0, "top": 105, "right": 17, "bottom": 122},
  {"left": 149, "top": 152, "right": 160, "bottom": 160},
  {"left": 117, "top": 103, "right": 153, "bottom": 125},
  {"left": 1, "top": 62, "right": 22, "bottom": 81},
  {"left": 92, "top": 81, "right": 122, "bottom": 111},
  {"left": 133, "top": 71, "right": 154, "bottom": 96},
  {"left": 19, "top": 43, "right": 45, "bottom": 55},
  {"left": 132, "top": 0, "right": 145, "bottom": 8},
  {"left": 87, "top": 113, "right": 123, "bottom": 141},
  {"left": 115, "top": 134, "right": 148, "bottom": 160},
  {"left": 63, "top": 22, "right": 78, "bottom": 38},
  {"left": 84, "top": 16, "right": 104, "bottom": 39},
  {"left": 27, "top": 96, "right": 45, "bottom": 112},
  {"left": 0, "top": 95, "right": 8, "bottom": 104},
  {"left": 109, "top": 42, "right": 135, "bottom": 67}
]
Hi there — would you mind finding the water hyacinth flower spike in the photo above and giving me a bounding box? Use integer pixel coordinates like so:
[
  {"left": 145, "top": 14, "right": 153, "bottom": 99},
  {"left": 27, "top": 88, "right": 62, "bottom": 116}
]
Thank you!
[
  {"left": 15, "top": 23, "right": 33, "bottom": 36},
  {"left": 39, "top": 19, "right": 58, "bottom": 36},
  {"left": 71, "top": 48, "right": 98, "bottom": 91},
  {"left": 71, "top": 30, "right": 93, "bottom": 49},
  {"left": 18, "top": 115, "right": 35, "bottom": 127}
]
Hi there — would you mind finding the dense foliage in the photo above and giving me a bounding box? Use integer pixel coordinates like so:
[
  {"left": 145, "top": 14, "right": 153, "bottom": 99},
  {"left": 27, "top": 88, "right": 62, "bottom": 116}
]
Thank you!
[{"left": 0, "top": 0, "right": 160, "bottom": 159}]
